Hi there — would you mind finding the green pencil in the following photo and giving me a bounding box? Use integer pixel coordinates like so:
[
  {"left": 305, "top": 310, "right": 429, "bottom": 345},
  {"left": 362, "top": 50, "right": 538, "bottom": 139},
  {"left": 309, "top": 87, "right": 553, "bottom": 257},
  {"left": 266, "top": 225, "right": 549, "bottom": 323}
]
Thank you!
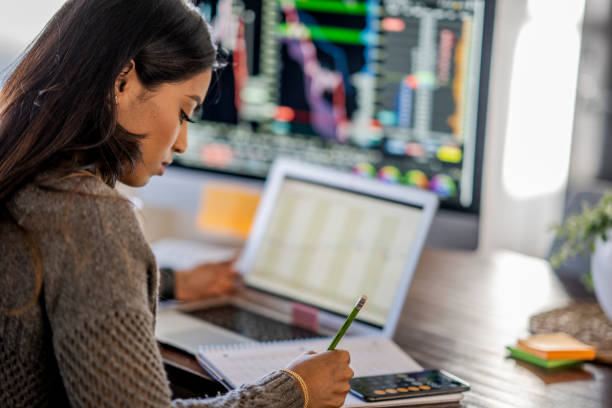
[{"left": 328, "top": 295, "right": 367, "bottom": 350}]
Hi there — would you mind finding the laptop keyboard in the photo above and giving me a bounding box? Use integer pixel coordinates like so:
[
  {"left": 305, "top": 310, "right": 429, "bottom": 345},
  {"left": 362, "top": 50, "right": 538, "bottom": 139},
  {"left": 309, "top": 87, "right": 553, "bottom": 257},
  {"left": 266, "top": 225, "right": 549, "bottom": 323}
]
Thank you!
[{"left": 184, "top": 305, "right": 322, "bottom": 342}]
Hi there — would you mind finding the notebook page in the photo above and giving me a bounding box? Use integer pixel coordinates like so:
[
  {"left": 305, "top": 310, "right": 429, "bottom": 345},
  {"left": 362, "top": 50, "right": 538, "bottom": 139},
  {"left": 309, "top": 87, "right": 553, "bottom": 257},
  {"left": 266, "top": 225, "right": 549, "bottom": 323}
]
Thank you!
[{"left": 198, "top": 336, "right": 463, "bottom": 407}]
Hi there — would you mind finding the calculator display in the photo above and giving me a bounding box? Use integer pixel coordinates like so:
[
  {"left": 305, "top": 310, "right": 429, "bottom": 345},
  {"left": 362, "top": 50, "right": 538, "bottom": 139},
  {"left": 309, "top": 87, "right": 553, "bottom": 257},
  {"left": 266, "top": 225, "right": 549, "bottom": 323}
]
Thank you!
[{"left": 349, "top": 369, "right": 470, "bottom": 402}]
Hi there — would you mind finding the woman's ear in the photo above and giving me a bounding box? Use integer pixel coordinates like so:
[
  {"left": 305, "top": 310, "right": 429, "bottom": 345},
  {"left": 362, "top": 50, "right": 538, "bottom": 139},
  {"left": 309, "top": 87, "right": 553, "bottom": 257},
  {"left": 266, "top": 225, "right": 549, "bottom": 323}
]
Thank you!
[{"left": 114, "top": 60, "right": 137, "bottom": 104}]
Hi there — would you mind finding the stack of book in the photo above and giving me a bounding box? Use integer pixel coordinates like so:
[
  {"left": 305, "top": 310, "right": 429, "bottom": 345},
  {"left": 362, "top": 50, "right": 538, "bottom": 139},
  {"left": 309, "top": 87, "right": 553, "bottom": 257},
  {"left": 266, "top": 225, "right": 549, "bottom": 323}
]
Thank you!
[{"left": 507, "top": 332, "right": 596, "bottom": 369}]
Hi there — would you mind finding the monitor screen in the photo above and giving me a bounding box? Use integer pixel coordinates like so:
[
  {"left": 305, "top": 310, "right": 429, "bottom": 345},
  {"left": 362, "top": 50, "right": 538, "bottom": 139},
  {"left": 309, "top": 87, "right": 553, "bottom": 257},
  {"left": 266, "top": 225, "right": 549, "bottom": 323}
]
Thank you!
[
  {"left": 244, "top": 177, "right": 426, "bottom": 327},
  {"left": 180, "top": 0, "right": 494, "bottom": 214}
]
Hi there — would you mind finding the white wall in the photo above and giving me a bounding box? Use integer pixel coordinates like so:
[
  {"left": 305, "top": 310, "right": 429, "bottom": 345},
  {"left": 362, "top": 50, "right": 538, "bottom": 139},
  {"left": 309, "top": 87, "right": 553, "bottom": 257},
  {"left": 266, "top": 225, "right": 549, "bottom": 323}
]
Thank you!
[
  {"left": 0, "top": 1, "right": 66, "bottom": 79},
  {"left": 567, "top": 0, "right": 611, "bottom": 189},
  {"left": 479, "top": 0, "right": 585, "bottom": 257}
]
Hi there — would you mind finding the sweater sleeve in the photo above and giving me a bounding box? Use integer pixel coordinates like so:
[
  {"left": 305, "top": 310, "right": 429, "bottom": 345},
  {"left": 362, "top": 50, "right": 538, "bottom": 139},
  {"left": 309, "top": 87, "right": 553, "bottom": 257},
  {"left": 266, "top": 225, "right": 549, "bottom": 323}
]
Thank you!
[
  {"left": 15, "top": 178, "right": 303, "bottom": 408},
  {"left": 53, "top": 306, "right": 303, "bottom": 408}
]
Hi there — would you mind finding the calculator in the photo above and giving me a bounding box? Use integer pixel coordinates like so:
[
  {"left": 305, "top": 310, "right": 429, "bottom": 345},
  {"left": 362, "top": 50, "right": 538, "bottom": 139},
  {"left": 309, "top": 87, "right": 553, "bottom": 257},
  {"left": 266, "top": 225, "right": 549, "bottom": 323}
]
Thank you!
[{"left": 349, "top": 369, "right": 470, "bottom": 402}]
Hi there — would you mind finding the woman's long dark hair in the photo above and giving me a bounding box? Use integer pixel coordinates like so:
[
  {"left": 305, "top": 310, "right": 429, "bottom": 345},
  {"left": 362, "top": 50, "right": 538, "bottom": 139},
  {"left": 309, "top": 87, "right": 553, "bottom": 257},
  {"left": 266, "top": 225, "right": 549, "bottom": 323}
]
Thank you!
[
  {"left": 0, "top": 0, "right": 217, "bottom": 199},
  {"left": 0, "top": 0, "right": 217, "bottom": 315}
]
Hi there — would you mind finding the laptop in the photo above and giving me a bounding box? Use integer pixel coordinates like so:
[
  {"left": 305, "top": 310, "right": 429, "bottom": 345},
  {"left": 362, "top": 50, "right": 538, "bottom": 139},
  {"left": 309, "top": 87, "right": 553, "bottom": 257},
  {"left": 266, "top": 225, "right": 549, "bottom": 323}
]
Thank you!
[{"left": 155, "top": 158, "right": 438, "bottom": 354}]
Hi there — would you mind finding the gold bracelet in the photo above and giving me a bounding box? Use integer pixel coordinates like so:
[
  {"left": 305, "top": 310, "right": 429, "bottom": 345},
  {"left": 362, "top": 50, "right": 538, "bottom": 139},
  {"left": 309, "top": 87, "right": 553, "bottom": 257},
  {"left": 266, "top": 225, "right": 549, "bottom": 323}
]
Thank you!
[{"left": 281, "top": 369, "right": 309, "bottom": 408}]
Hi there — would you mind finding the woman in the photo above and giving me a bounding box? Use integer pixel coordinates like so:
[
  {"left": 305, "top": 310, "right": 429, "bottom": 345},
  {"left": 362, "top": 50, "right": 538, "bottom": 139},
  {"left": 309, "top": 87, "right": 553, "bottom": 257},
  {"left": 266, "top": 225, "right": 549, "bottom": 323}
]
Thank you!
[{"left": 0, "top": 1, "right": 353, "bottom": 407}]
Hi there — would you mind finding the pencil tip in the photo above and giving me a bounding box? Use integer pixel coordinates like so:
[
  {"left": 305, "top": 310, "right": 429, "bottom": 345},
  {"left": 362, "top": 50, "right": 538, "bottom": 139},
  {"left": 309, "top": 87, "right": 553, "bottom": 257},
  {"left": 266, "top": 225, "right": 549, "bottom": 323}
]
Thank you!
[{"left": 356, "top": 295, "right": 367, "bottom": 309}]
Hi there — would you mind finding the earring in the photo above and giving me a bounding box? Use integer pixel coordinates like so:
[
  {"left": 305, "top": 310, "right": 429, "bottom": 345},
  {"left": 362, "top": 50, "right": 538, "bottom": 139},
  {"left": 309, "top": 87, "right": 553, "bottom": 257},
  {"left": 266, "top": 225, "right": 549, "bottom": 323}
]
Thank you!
[{"left": 114, "top": 94, "right": 118, "bottom": 105}]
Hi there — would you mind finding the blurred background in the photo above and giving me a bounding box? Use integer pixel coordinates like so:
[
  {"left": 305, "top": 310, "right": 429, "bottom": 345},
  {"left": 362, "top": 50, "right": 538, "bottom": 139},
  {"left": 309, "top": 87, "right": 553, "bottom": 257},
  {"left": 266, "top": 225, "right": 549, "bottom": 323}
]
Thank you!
[{"left": 1, "top": 0, "right": 609, "bottom": 261}]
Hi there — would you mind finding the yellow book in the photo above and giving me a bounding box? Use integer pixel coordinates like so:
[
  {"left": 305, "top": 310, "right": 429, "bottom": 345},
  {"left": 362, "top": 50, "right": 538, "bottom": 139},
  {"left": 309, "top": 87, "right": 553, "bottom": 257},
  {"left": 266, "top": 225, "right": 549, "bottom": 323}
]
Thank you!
[{"left": 517, "top": 333, "right": 595, "bottom": 361}]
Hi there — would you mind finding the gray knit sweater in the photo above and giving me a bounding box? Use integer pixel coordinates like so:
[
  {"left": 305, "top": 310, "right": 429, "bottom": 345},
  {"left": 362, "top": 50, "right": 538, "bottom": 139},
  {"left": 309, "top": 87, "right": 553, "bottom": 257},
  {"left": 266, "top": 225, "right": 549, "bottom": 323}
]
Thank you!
[{"left": 0, "top": 174, "right": 303, "bottom": 408}]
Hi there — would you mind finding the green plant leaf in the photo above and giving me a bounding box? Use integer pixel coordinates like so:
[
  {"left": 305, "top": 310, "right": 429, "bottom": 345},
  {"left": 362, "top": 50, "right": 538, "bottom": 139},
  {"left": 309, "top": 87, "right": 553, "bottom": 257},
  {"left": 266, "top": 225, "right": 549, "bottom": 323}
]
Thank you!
[
  {"left": 549, "top": 192, "right": 612, "bottom": 275},
  {"left": 581, "top": 272, "right": 594, "bottom": 293}
]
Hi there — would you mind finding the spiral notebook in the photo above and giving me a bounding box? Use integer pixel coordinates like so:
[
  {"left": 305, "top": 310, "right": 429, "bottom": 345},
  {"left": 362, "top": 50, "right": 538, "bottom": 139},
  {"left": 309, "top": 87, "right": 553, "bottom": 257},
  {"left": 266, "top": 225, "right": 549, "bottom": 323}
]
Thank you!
[{"left": 196, "top": 336, "right": 464, "bottom": 407}]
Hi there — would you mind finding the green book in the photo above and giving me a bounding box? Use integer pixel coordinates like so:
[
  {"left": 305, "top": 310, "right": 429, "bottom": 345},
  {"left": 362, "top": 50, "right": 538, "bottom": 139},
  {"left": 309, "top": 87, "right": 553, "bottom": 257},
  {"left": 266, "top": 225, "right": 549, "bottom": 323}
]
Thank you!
[{"left": 506, "top": 346, "right": 583, "bottom": 369}]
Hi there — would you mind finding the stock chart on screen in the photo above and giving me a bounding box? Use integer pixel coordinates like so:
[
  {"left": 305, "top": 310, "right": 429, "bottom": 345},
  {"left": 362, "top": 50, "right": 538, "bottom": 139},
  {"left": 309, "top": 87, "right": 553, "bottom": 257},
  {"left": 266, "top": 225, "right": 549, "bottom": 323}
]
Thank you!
[{"left": 182, "top": 0, "right": 492, "bottom": 211}]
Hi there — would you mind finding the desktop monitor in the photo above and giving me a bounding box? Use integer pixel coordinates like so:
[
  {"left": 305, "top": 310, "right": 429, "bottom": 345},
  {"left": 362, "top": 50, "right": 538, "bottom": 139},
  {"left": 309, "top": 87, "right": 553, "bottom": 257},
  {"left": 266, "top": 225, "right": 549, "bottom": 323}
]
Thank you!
[{"left": 167, "top": 0, "right": 495, "bottom": 249}]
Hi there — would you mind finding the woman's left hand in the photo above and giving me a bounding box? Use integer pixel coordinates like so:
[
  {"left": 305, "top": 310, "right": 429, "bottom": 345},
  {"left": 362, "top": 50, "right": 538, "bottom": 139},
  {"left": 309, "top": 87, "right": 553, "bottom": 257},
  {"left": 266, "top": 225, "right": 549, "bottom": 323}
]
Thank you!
[{"left": 174, "top": 259, "right": 242, "bottom": 301}]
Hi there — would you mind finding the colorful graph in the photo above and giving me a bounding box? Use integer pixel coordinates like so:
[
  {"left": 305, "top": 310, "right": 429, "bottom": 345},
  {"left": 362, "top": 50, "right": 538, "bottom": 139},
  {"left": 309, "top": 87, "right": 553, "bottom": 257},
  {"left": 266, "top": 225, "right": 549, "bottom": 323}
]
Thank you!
[
  {"left": 377, "top": 166, "right": 402, "bottom": 184},
  {"left": 275, "top": 0, "right": 377, "bottom": 142},
  {"left": 352, "top": 162, "right": 376, "bottom": 178},
  {"left": 279, "top": 1, "right": 349, "bottom": 141},
  {"left": 379, "top": 9, "right": 471, "bottom": 142},
  {"left": 430, "top": 174, "right": 457, "bottom": 197},
  {"left": 404, "top": 170, "right": 429, "bottom": 190},
  {"left": 184, "top": 0, "right": 489, "bottom": 210}
]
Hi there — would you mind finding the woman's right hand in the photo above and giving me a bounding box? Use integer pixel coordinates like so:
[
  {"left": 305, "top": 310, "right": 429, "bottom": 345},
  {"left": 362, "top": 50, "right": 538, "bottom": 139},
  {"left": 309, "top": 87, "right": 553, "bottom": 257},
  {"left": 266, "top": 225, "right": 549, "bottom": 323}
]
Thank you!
[
  {"left": 173, "top": 259, "right": 241, "bottom": 301},
  {"left": 286, "top": 350, "right": 354, "bottom": 408}
]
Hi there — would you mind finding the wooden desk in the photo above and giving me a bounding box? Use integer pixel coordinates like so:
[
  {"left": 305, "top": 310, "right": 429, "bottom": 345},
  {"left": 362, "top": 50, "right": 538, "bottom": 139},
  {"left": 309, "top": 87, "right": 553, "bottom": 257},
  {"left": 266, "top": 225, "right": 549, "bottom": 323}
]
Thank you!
[{"left": 161, "top": 249, "right": 612, "bottom": 407}]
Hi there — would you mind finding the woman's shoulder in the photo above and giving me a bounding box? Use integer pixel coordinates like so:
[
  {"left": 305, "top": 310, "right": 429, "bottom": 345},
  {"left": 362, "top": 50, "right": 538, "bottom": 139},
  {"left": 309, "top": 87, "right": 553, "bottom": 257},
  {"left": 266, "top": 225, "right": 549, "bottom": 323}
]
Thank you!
[
  {"left": 4, "top": 172, "right": 159, "bottom": 328},
  {"left": 34, "top": 170, "right": 120, "bottom": 198},
  {"left": 7, "top": 171, "right": 133, "bottom": 229},
  {"left": 5, "top": 171, "right": 157, "bottom": 309}
]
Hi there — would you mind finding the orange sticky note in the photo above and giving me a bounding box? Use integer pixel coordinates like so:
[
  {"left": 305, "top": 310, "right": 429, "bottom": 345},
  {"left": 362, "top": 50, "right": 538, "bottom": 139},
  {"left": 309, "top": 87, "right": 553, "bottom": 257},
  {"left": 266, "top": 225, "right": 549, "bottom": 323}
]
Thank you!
[
  {"left": 196, "top": 183, "right": 260, "bottom": 239},
  {"left": 517, "top": 332, "right": 595, "bottom": 361}
]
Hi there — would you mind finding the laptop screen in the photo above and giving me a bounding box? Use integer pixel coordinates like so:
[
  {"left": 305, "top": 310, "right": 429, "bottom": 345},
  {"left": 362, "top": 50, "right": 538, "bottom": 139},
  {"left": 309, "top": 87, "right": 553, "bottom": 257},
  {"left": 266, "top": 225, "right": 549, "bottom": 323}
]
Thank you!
[{"left": 244, "top": 177, "right": 425, "bottom": 327}]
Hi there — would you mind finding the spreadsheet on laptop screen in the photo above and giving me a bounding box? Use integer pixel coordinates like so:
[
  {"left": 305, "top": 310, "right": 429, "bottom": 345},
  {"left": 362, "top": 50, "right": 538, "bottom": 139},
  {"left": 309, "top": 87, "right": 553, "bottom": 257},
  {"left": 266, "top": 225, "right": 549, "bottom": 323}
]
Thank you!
[{"left": 245, "top": 178, "right": 425, "bottom": 327}]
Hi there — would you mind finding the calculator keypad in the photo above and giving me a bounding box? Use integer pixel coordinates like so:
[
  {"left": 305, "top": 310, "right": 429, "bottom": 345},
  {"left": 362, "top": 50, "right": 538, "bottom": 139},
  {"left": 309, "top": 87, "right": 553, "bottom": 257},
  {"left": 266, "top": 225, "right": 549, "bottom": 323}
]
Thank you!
[{"left": 350, "top": 370, "right": 468, "bottom": 399}]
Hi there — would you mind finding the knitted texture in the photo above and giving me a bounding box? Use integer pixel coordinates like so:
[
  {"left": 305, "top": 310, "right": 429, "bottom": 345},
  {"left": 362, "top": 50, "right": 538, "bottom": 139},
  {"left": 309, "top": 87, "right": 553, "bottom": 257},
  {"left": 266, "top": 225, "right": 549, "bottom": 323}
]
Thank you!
[{"left": 1, "top": 174, "right": 302, "bottom": 408}]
